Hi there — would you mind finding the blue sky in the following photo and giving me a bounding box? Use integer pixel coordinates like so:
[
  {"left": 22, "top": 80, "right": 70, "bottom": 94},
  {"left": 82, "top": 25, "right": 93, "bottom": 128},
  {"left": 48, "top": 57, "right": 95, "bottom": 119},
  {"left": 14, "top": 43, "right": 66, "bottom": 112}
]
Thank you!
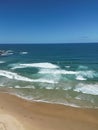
[{"left": 0, "top": 0, "right": 98, "bottom": 43}]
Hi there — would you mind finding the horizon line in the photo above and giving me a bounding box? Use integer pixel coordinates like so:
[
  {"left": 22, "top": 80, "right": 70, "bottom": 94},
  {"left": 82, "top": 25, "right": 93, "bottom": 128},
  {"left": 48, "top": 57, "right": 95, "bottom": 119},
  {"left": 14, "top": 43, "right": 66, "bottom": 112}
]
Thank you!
[{"left": 0, "top": 42, "right": 98, "bottom": 44}]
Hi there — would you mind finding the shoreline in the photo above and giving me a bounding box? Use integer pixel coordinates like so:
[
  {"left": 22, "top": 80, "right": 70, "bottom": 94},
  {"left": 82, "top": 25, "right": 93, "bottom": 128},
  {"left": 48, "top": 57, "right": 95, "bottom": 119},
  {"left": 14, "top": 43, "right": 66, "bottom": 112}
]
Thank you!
[
  {"left": 0, "top": 89, "right": 97, "bottom": 109},
  {"left": 0, "top": 92, "right": 98, "bottom": 130},
  {"left": 1, "top": 91, "right": 80, "bottom": 109}
]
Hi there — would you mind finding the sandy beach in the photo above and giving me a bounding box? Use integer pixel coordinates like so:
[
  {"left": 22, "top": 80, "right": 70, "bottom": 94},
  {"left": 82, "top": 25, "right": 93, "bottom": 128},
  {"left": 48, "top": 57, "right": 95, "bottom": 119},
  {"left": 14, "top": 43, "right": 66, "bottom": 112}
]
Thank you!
[{"left": 0, "top": 92, "right": 98, "bottom": 130}]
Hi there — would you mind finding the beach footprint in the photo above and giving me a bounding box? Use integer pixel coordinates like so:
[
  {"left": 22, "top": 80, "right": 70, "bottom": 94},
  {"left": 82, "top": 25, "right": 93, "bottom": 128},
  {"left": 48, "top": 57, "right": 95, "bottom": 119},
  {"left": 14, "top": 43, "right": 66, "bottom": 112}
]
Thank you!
[{"left": 0, "top": 122, "right": 6, "bottom": 130}]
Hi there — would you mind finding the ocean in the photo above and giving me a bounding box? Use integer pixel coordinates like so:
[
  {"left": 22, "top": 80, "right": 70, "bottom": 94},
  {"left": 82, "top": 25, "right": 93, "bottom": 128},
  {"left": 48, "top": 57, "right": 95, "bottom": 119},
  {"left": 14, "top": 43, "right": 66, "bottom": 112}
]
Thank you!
[{"left": 0, "top": 43, "right": 98, "bottom": 108}]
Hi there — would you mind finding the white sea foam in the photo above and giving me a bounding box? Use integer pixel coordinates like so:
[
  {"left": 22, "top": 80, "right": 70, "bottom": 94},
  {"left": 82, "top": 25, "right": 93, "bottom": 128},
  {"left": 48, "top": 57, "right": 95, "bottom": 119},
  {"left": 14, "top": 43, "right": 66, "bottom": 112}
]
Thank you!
[
  {"left": 1, "top": 50, "right": 14, "bottom": 56},
  {"left": 0, "top": 61, "right": 5, "bottom": 64},
  {"left": 39, "top": 69, "right": 97, "bottom": 77},
  {"left": 78, "top": 70, "right": 97, "bottom": 78},
  {"left": 74, "top": 83, "right": 98, "bottom": 95},
  {"left": 39, "top": 69, "right": 98, "bottom": 81},
  {"left": 65, "top": 66, "right": 70, "bottom": 68},
  {"left": 76, "top": 70, "right": 97, "bottom": 79},
  {"left": 20, "top": 52, "right": 28, "bottom": 55},
  {"left": 45, "top": 86, "right": 54, "bottom": 90},
  {"left": 63, "top": 86, "right": 72, "bottom": 90},
  {"left": 76, "top": 75, "right": 86, "bottom": 81},
  {"left": 39, "top": 69, "right": 77, "bottom": 75},
  {"left": 0, "top": 70, "right": 57, "bottom": 84},
  {"left": 10, "top": 63, "right": 98, "bottom": 82},
  {"left": 14, "top": 85, "right": 35, "bottom": 89},
  {"left": 11, "top": 62, "right": 59, "bottom": 69},
  {"left": 0, "top": 83, "right": 5, "bottom": 87},
  {"left": 8, "top": 52, "right": 13, "bottom": 55},
  {"left": 78, "top": 65, "right": 88, "bottom": 70},
  {"left": 75, "top": 95, "right": 94, "bottom": 104}
]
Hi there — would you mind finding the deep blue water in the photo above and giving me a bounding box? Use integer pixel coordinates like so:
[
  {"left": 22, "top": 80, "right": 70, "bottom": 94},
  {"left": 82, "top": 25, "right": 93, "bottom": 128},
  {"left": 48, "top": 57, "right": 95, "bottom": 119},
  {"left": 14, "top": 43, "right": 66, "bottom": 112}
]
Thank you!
[{"left": 0, "top": 43, "right": 98, "bottom": 108}]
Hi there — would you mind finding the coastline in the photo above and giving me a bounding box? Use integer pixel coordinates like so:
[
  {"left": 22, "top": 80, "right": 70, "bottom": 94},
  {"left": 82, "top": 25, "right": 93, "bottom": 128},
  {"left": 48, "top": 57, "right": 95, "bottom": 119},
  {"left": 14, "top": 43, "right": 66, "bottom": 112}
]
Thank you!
[{"left": 0, "top": 92, "right": 98, "bottom": 130}]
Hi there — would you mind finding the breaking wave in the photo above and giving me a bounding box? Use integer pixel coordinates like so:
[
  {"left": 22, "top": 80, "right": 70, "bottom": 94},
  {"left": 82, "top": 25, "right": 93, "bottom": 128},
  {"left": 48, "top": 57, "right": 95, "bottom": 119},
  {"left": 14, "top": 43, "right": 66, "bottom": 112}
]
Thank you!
[
  {"left": 39, "top": 68, "right": 98, "bottom": 80},
  {"left": 10, "top": 62, "right": 98, "bottom": 82},
  {"left": 76, "top": 75, "right": 86, "bottom": 81},
  {"left": 0, "top": 70, "right": 57, "bottom": 84},
  {"left": 74, "top": 83, "right": 98, "bottom": 95},
  {"left": 11, "top": 62, "right": 59, "bottom": 69},
  {"left": 39, "top": 69, "right": 77, "bottom": 75}
]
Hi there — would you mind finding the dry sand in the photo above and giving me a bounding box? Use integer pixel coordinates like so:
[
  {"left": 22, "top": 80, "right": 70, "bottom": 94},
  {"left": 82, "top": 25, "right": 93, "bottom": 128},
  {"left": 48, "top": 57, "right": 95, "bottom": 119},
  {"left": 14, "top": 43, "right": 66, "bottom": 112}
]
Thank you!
[{"left": 0, "top": 92, "right": 98, "bottom": 130}]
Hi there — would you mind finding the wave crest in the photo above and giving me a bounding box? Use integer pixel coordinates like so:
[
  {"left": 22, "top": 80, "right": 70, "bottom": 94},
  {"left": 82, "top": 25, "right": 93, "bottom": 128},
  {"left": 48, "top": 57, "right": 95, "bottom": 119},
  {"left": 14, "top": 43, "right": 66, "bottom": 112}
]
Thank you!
[
  {"left": 11, "top": 62, "right": 59, "bottom": 69},
  {"left": 0, "top": 70, "right": 57, "bottom": 84},
  {"left": 74, "top": 83, "right": 98, "bottom": 95}
]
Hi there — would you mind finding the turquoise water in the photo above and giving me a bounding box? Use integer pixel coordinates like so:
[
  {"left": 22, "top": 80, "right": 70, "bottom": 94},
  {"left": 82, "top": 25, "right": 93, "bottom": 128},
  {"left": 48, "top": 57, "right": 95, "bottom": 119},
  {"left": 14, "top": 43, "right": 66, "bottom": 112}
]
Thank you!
[{"left": 0, "top": 43, "right": 98, "bottom": 108}]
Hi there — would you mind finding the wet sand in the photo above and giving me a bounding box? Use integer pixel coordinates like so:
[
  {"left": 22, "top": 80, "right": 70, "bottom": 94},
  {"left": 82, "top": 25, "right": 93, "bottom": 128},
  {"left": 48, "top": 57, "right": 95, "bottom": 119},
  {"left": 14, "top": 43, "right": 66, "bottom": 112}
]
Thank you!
[{"left": 0, "top": 92, "right": 98, "bottom": 130}]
